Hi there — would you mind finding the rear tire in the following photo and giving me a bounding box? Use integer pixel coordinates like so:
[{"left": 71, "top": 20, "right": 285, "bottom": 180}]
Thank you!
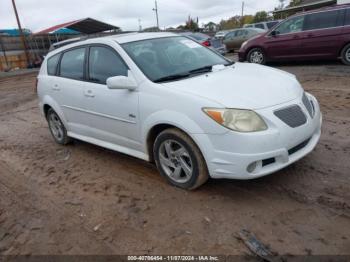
[
  {"left": 46, "top": 108, "right": 72, "bottom": 145},
  {"left": 153, "top": 128, "right": 209, "bottom": 190},
  {"left": 341, "top": 44, "right": 350, "bottom": 66},
  {"left": 247, "top": 48, "right": 266, "bottom": 65}
]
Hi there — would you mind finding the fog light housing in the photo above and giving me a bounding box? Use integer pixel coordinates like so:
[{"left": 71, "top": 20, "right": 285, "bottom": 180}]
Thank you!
[
  {"left": 247, "top": 161, "right": 262, "bottom": 173},
  {"left": 247, "top": 162, "right": 258, "bottom": 173}
]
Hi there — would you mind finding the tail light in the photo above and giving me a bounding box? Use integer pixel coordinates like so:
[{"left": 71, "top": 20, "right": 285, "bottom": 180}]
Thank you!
[
  {"left": 202, "top": 40, "right": 211, "bottom": 47},
  {"left": 35, "top": 78, "right": 38, "bottom": 93}
]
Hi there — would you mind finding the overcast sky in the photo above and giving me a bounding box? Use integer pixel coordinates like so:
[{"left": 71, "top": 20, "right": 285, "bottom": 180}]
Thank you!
[{"left": 1, "top": 0, "right": 283, "bottom": 32}]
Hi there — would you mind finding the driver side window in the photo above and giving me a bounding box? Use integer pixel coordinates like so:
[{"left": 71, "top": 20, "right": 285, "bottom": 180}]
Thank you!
[
  {"left": 88, "top": 46, "right": 128, "bottom": 85},
  {"left": 275, "top": 15, "right": 305, "bottom": 35}
]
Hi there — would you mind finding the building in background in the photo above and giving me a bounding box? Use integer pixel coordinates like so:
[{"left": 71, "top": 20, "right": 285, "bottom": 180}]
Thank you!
[
  {"left": 35, "top": 18, "right": 121, "bottom": 35},
  {"left": 0, "top": 29, "right": 32, "bottom": 36},
  {"left": 0, "top": 18, "right": 121, "bottom": 71},
  {"left": 274, "top": 0, "right": 350, "bottom": 18}
]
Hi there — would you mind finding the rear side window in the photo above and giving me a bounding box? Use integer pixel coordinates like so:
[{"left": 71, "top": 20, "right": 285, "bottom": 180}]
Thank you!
[
  {"left": 60, "top": 48, "right": 86, "bottom": 80},
  {"left": 345, "top": 8, "right": 350, "bottom": 25},
  {"left": 88, "top": 46, "right": 128, "bottom": 84},
  {"left": 255, "top": 23, "right": 265, "bottom": 29},
  {"left": 235, "top": 30, "right": 244, "bottom": 36},
  {"left": 47, "top": 54, "right": 60, "bottom": 76},
  {"left": 304, "top": 10, "right": 340, "bottom": 30},
  {"left": 267, "top": 21, "right": 278, "bottom": 29}
]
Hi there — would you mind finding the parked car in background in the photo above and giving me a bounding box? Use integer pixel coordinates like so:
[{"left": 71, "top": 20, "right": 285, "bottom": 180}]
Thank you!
[
  {"left": 239, "top": 5, "right": 350, "bottom": 65},
  {"left": 215, "top": 30, "right": 229, "bottom": 39},
  {"left": 243, "top": 20, "right": 281, "bottom": 31},
  {"left": 37, "top": 32, "right": 321, "bottom": 190},
  {"left": 180, "top": 32, "right": 227, "bottom": 55},
  {"left": 223, "top": 28, "right": 265, "bottom": 52}
]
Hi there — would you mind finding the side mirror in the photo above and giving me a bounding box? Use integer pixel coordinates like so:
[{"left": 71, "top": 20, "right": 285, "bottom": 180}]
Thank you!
[
  {"left": 106, "top": 71, "right": 137, "bottom": 91},
  {"left": 270, "top": 31, "right": 278, "bottom": 37}
]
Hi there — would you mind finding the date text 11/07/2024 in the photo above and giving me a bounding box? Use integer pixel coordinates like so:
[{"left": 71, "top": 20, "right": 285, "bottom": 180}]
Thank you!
[{"left": 127, "top": 256, "right": 220, "bottom": 261}]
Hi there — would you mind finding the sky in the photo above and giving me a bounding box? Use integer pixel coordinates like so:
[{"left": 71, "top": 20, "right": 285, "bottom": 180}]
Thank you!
[{"left": 0, "top": 0, "right": 282, "bottom": 33}]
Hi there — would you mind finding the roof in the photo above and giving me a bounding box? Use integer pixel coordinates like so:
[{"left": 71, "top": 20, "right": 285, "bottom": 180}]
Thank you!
[
  {"left": 46, "top": 33, "right": 180, "bottom": 55},
  {"left": 35, "top": 18, "right": 120, "bottom": 35},
  {"left": 106, "top": 32, "right": 177, "bottom": 44},
  {"left": 274, "top": 0, "right": 336, "bottom": 14}
]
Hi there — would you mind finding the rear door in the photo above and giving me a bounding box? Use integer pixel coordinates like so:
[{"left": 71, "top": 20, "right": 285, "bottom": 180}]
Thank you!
[
  {"left": 231, "top": 30, "right": 246, "bottom": 49},
  {"left": 53, "top": 47, "right": 90, "bottom": 136},
  {"left": 342, "top": 8, "right": 350, "bottom": 52},
  {"left": 299, "top": 9, "right": 344, "bottom": 59},
  {"left": 223, "top": 31, "right": 236, "bottom": 51},
  {"left": 264, "top": 15, "right": 305, "bottom": 60}
]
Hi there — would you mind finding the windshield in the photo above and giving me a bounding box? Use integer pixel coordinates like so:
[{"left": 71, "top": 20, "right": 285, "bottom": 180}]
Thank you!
[{"left": 122, "top": 36, "right": 231, "bottom": 83}]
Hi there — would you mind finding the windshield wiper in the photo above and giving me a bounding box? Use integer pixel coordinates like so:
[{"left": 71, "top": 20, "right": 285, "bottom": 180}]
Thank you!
[
  {"left": 189, "top": 65, "right": 213, "bottom": 74},
  {"left": 225, "top": 61, "right": 235, "bottom": 66},
  {"left": 153, "top": 65, "right": 216, "bottom": 83},
  {"left": 154, "top": 73, "right": 191, "bottom": 83}
]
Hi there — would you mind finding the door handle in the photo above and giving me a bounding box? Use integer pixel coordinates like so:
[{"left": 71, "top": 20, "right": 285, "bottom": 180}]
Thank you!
[
  {"left": 293, "top": 35, "right": 300, "bottom": 39},
  {"left": 84, "top": 90, "right": 95, "bottom": 98},
  {"left": 52, "top": 84, "right": 60, "bottom": 91}
]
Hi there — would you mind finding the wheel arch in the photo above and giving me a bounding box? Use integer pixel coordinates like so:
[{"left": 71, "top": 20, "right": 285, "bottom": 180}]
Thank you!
[
  {"left": 143, "top": 111, "right": 207, "bottom": 163},
  {"left": 41, "top": 96, "right": 68, "bottom": 126},
  {"left": 339, "top": 42, "right": 350, "bottom": 57},
  {"left": 246, "top": 46, "right": 267, "bottom": 59}
]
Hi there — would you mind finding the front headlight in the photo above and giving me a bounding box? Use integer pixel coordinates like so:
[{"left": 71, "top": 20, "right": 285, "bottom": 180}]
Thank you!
[
  {"left": 241, "top": 41, "right": 248, "bottom": 48},
  {"left": 203, "top": 108, "right": 268, "bottom": 132}
]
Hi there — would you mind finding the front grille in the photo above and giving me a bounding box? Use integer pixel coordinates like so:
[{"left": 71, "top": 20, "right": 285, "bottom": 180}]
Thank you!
[
  {"left": 274, "top": 105, "right": 307, "bottom": 128},
  {"left": 288, "top": 138, "right": 311, "bottom": 155},
  {"left": 302, "top": 93, "right": 314, "bottom": 118}
]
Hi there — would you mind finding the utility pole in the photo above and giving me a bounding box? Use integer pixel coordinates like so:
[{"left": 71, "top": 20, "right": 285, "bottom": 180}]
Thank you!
[
  {"left": 241, "top": 1, "right": 245, "bottom": 27},
  {"left": 11, "top": 0, "right": 31, "bottom": 67},
  {"left": 138, "top": 18, "right": 142, "bottom": 32},
  {"left": 152, "top": 0, "right": 160, "bottom": 30},
  {"left": 0, "top": 37, "right": 9, "bottom": 69}
]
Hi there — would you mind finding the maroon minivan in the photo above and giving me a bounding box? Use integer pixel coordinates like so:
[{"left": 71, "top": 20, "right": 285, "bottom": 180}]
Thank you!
[{"left": 238, "top": 4, "right": 350, "bottom": 65}]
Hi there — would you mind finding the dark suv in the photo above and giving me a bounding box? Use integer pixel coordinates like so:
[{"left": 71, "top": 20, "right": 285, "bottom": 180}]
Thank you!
[{"left": 239, "top": 5, "right": 350, "bottom": 65}]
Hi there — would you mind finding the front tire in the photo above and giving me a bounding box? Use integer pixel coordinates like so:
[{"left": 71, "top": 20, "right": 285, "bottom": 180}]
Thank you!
[
  {"left": 341, "top": 44, "right": 350, "bottom": 66},
  {"left": 46, "top": 108, "right": 72, "bottom": 145},
  {"left": 247, "top": 48, "right": 266, "bottom": 64},
  {"left": 153, "top": 128, "right": 209, "bottom": 190}
]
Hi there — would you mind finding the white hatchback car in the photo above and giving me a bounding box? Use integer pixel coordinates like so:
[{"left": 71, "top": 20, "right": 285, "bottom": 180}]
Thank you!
[{"left": 37, "top": 32, "right": 322, "bottom": 190}]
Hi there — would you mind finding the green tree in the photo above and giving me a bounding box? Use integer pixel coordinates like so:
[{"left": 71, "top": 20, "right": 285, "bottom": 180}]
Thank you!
[
  {"left": 242, "top": 15, "right": 254, "bottom": 25},
  {"left": 184, "top": 16, "right": 199, "bottom": 31},
  {"left": 253, "top": 11, "right": 269, "bottom": 23},
  {"left": 289, "top": 0, "right": 302, "bottom": 7}
]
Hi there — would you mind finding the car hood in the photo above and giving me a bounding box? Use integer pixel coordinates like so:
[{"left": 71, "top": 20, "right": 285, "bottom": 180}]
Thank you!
[{"left": 161, "top": 63, "right": 303, "bottom": 109}]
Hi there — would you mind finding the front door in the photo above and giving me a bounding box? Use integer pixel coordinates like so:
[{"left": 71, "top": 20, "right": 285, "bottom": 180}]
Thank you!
[
  {"left": 82, "top": 45, "right": 141, "bottom": 152},
  {"left": 265, "top": 15, "right": 305, "bottom": 60}
]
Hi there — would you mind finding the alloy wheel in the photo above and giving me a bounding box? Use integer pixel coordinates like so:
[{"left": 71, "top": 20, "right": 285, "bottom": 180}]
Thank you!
[
  {"left": 346, "top": 48, "right": 350, "bottom": 62},
  {"left": 250, "top": 51, "right": 264, "bottom": 64},
  {"left": 158, "top": 139, "right": 193, "bottom": 183},
  {"left": 48, "top": 112, "right": 64, "bottom": 141}
]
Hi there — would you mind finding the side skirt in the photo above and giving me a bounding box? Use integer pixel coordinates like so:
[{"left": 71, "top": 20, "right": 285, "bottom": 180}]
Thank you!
[{"left": 67, "top": 132, "right": 150, "bottom": 162}]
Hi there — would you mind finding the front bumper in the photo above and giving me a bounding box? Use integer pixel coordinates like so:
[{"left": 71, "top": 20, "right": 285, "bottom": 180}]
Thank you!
[
  {"left": 238, "top": 50, "right": 246, "bottom": 62},
  {"left": 193, "top": 94, "right": 322, "bottom": 180}
]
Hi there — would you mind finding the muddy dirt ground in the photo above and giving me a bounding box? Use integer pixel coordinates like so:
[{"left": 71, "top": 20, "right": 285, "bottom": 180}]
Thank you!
[{"left": 0, "top": 61, "right": 349, "bottom": 256}]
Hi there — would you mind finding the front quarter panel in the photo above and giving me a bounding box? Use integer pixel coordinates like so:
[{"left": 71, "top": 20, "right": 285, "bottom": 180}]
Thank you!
[{"left": 139, "top": 81, "right": 229, "bottom": 149}]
